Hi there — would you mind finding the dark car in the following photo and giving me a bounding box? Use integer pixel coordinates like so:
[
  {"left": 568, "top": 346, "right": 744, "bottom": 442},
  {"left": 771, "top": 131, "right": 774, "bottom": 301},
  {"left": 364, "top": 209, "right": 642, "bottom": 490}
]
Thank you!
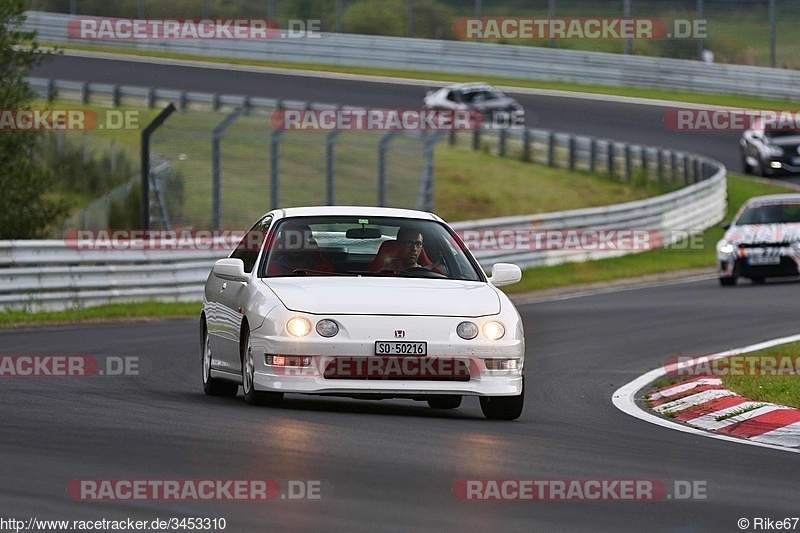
[
  {"left": 423, "top": 82, "right": 524, "bottom": 128},
  {"left": 741, "top": 127, "right": 800, "bottom": 176}
]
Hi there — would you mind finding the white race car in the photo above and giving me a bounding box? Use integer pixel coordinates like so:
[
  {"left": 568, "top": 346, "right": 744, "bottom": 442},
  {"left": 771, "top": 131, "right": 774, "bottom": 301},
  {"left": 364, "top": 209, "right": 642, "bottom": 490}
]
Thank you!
[
  {"left": 717, "top": 194, "right": 800, "bottom": 286},
  {"left": 423, "top": 82, "right": 525, "bottom": 128},
  {"left": 201, "top": 206, "right": 525, "bottom": 420}
]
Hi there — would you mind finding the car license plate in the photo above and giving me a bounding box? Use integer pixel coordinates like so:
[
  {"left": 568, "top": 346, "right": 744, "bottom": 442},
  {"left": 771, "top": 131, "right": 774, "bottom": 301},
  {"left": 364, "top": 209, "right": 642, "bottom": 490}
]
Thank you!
[
  {"left": 375, "top": 341, "right": 427, "bottom": 356},
  {"left": 748, "top": 255, "right": 780, "bottom": 265}
]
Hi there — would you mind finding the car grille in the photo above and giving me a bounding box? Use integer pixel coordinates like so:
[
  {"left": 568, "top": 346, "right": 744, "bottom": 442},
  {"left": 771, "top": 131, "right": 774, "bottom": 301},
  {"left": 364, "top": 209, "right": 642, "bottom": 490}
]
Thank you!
[{"left": 322, "top": 356, "right": 471, "bottom": 381}]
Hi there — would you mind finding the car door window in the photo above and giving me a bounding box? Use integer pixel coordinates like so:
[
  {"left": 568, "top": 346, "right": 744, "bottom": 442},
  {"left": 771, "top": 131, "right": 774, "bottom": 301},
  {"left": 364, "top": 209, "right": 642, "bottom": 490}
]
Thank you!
[{"left": 230, "top": 216, "right": 272, "bottom": 273}]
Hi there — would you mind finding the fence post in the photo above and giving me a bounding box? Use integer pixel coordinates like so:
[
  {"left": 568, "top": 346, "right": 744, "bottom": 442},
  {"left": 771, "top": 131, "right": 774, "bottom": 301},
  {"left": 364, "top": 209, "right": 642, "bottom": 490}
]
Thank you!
[
  {"left": 472, "top": 128, "right": 480, "bottom": 151},
  {"left": 589, "top": 138, "right": 596, "bottom": 173},
  {"left": 270, "top": 129, "right": 283, "bottom": 210},
  {"left": 378, "top": 130, "right": 399, "bottom": 207},
  {"left": 641, "top": 146, "right": 648, "bottom": 179},
  {"left": 112, "top": 85, "right": 121, "bottom": 107},
  {"left": 326, "top": 130, "right": 342, "bottom": 206},
  {"left": 146, "top": 88, "right": 155, "bottom": 109},
  {"left": 81, "top": 82, "right": 89, "bottom": 104},
  {"left": 448, "top": 130, "right": 456, "bottom": 146},
  {"left": 547, "top": 132, "right": 555, "bottom": 167},
  {"left": 111, "top": 140, "right": 117, "bottom": 174},
  {"left": 140, "top": 103, "right": 177, "bottom": 230},
  {"left": 82, "top": 133, "right": 89, "bottom": 164},
  {"left": 417, "top": 132, "right": 445, "bottom": 212},
  {"left": 211, "top": 106, "right": 246, "bottom": 230},
  {"left": 657, "top": 150, "right": 664, "bottom": 183},
  {"left": 671, "top": 152, "right": 678, "bottom": 184},
  {"left": 498, "top": 127, "right": 507, "bottom": 157}
]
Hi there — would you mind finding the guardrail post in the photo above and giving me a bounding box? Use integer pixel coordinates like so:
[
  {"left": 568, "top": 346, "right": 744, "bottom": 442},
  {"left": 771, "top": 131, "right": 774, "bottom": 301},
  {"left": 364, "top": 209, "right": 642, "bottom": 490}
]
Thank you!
[
  {"left": 378, "top": 130, "right": 399, "bottom": 207},
  {"left": 47, "top": 78, "right": 56, "bottom": 102},
  {"left": 657, "top": 150, "right": 664, "bottom": 183},
  {"left": 693, "top": 158, "right": 701, "bottom": 183},
  {"left": 499, "top": 127, "right": 507, "bottom": 157},
  {"left": 82, "top": 133, "right": 89, "bottom": 164},
  {"left": 670, "top": 152, "right": 678, "bottom": 184},
  {"left": 270, "top": 129, "right": 283, "bottom": 210},
  {"left": 522, "top": 128, "right": 531, "bottom": 162},
  {"left": 624, "top": 144, "right": 632, "bottom": 181},
  {"left": 178, "top": 91, "right": 187, "bottom": 111},
  {"left": 641, "top": 147, "right": 648, "bottom": 180},
  {"left": 547, "top": 132, "right": 555, "bottom": 167},
  {"left": 448, "top": 130, "right": 456, "bottom": 146},
  {"left": 212, "top": 106, "right": 246, "bottom": 230},
  {"left": 81, "top": 82, "right": 89, "bottom": 104},
  {"left": 141, "top": 103, "right": 177, "bottom": 230},
  {"left": 472, "top": 128, "right": 480, "bottom": 151},
  {"left": 326, "top": 130, "right": 342, "bottom": 206},
  {"left": 112, "top": 85, "right": 121, "bottom": 107},
  {"left": 608, "top": 142, "right": 615, "bottom": 178},
  {"left": 212, "top": 93, "right": 221, "bottom": 111},
  {"left": 568, "top": 135, "right": 576, "bottom": 171},
  {"left": 589, "top": 138, "right": 596, "bottom": 173},
  {"left": 146, "top": 88, "right": 155, "bottom": 109},
  {"left": 683, "top": 154, "right": 690, "bottom": 185},
  {"left": 111, "top": 140, "right": 117, "bottom": 174}
]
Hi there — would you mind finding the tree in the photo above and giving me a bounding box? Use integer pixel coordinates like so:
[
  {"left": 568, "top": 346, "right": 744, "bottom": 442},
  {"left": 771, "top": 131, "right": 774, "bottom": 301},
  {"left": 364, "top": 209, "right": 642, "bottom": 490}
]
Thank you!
[{"left": 0, "top": 0, "right": 69, "bottom": 239}]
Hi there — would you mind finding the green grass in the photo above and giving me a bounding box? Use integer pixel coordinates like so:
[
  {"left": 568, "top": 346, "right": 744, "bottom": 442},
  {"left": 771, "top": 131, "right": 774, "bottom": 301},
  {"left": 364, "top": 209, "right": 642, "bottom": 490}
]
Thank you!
[
  {"left": 502, "top": 174, "right": 797, "bottom": 293},
  {"left": 45, "top": 41, "right": 800, "bottom": 110},
  {"left": 721, "top": 342, "right": 800, "bottom": 409},
  {"left": 0, "top": 301, "right": 201, "bottom": 328}
]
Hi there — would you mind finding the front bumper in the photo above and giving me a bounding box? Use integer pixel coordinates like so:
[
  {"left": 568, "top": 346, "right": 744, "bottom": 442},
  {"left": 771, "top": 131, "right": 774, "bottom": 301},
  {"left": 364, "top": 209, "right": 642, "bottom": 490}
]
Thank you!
[{"left": 718, "top": 248, "right": 800, "bottom": 279}]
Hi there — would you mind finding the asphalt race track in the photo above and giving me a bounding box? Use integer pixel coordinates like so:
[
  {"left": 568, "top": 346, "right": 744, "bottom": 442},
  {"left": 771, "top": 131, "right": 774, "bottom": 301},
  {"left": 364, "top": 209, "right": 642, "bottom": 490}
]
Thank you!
[
  {"left": 3, "top": 279, "right": 800, "bottom": 531},
  {"left": 4, "top": 53, "right": 797, "bottom": 531},
  {"left": 33, "top": 52, "right": 782, "bottom": 180}
]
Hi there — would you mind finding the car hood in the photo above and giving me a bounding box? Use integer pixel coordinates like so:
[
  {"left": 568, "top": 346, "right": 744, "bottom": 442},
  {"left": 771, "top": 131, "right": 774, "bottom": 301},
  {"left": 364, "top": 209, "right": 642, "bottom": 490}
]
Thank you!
[
  {"left": 262, "top": 277, "right": 501, "bottom": 316},
  {"left": 724, "top": 223, "right": 800, "bottom": 245}
]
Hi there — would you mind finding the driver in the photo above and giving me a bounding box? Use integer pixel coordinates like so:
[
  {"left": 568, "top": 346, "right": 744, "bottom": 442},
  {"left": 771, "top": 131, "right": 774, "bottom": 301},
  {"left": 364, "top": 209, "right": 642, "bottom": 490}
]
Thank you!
[{"left": 394, "top": 226, "right": 425, "bottom": 269}]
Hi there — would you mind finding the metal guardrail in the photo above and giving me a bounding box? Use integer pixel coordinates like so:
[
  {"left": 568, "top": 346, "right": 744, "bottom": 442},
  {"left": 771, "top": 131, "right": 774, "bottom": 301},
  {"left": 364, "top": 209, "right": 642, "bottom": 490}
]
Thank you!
[{"left": 23, "top": 11, "right": 800, "bottom": 101}]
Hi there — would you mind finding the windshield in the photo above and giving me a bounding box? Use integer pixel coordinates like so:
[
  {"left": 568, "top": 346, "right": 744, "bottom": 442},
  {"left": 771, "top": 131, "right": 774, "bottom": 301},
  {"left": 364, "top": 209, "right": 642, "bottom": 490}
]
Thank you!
[
  {"left": 764, "top": 129, "right": 800, "bottom": 139},
  {"left": 261, "top": 216, "right": 483, "bottom": 281},
  {"left": 735, "top": 204, "right": 800, "bottom": 225},
  {"left": 460, "top": 88, "right": 505, "bottom": 103}
]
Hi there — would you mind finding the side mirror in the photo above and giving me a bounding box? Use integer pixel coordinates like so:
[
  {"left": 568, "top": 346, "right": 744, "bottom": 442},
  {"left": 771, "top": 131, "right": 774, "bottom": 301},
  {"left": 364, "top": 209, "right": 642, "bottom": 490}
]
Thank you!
[
  {"left": 722, "top": 222, "right": 731, "bottom": 230},
  {"left": 488, "top": 263, "right": 521, "bottom": 287},
  {"left": 213, "top": 258, "right": 248, "bottom": 282}
]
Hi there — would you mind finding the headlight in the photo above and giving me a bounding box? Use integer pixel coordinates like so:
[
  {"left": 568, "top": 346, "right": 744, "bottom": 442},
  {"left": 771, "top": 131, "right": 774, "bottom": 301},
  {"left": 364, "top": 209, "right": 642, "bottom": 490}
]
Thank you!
[
  {"left": 765, "top": 145, "right": 784, "bottom": 157},
  {"left": 286, "top": 317, "right": 312, "bottom": 337},
  {"left": 482, "top": 321, "right": 506, "bottom": 341},
  {"left": 315, "top": 319, "right": 339, "bottom": 338},
  {"left": 719, "top": 243, "right": 734, "bottom": 254},
  {"left": 457, "top": 321, "right": 479, "bottom": 340}
]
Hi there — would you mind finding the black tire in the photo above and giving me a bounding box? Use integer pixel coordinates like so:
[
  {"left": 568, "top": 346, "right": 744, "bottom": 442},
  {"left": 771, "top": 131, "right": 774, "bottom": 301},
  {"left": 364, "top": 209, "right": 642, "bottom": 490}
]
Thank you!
[
  {"left": 242, "top": 329, "right": 283, "bottom": 407},
  {"left": 719, "top": 276, "right": 737, "bottom": 287},
  {"left": 427, "top": 395, "right": 462, "bottom": 409},
  {"left": 754, "top": 157, "right": 766, "bottom": 177},
  {"left": 201, "top": 322, "right": 238, "bottom": 397},
  {"left": 479, "top": 378, "right": 524, "bottom": 420}
]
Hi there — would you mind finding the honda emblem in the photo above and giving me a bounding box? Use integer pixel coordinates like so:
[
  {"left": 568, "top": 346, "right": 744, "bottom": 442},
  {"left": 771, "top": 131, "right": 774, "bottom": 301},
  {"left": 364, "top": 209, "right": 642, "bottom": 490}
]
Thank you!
[{"left": 394, "top": 330, "right": 405, "bottom": 338}]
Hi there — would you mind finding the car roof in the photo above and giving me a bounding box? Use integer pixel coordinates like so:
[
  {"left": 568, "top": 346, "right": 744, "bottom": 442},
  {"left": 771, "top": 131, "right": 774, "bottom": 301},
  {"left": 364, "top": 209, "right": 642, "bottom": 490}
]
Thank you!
[
  {"left": 271, "top": 205, "right": 442, "bottom": 221},
  {"left": 742, "top": 194, "right": 800, "bottom": 207},
  {"left": 442, "top": 82, "right": 495, "bottom": 92}
]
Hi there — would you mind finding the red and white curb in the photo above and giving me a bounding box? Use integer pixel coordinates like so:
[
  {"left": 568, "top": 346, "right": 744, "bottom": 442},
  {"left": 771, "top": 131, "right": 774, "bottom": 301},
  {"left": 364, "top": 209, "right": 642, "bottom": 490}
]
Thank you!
[{"left": 613, "top": 334, "right": 800, "bottom": 454}]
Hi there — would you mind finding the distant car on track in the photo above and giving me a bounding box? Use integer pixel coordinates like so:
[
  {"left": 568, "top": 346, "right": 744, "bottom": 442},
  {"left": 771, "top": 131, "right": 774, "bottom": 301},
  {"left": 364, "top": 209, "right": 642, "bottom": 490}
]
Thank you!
[
  {"left": 741, "top": 126, "right": 800, "bottom": 176},
  {"left": 717, "top": 194, "right": 800, "bottom": 286},
  {"left": 423, "top": 82, "right": 525, "bottom": 127},
  {"left": 201, "top": 206, "right": 525, "bottom": 420}
]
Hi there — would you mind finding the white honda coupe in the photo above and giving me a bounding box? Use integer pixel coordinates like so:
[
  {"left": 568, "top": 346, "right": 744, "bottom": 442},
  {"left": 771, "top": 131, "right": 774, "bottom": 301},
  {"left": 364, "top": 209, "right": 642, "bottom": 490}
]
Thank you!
[{"left": 201, "top": 206, "right": 525, "bottom": 419}]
